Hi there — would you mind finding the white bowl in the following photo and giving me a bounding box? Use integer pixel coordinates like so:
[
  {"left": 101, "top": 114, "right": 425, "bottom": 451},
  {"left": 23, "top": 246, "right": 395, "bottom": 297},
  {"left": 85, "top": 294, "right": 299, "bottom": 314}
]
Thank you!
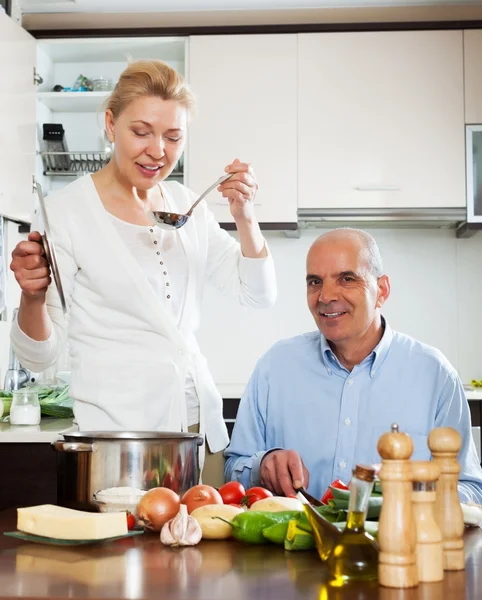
[{"left": 93, "top": 486, "right": 147, "bottom": 517}]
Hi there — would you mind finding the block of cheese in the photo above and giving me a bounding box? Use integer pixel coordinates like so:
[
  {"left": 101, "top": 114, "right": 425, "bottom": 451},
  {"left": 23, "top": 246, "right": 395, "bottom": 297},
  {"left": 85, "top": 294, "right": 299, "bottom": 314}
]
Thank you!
[{"left": 17, "top": 505, "right": 128, "bottom": 540}]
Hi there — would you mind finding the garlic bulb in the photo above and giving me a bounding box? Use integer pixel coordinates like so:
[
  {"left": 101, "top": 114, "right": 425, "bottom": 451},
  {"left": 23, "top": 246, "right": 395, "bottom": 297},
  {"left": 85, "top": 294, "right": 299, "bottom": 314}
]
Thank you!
[{"left": 160, "top": 504, "right": 202, "bottom": 547}]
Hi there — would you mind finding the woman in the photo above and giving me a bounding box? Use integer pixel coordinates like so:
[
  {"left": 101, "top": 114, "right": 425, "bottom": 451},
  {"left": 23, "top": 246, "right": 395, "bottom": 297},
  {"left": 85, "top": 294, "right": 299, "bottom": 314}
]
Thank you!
[{"left": 9, "top": 60, "right": 276, "bottom": 485}]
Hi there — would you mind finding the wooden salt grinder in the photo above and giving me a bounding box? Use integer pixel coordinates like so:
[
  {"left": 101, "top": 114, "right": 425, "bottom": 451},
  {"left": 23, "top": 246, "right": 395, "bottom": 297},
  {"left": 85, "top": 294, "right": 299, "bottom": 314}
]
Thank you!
[
  {"left": 411, "top": 460, "right": 443, "bottom": 582},
  {"left": 428, "top": 427, "right": 465, "bottom": 571},
  {"left": 377, "top": 423, "right": 419, "bottom": 588}
]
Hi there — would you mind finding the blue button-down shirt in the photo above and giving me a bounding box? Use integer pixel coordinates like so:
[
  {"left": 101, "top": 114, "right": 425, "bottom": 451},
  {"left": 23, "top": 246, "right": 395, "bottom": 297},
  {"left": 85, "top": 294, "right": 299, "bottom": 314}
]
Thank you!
[{"left": 224, "top": 322, "right": 482, "bottom": 503}]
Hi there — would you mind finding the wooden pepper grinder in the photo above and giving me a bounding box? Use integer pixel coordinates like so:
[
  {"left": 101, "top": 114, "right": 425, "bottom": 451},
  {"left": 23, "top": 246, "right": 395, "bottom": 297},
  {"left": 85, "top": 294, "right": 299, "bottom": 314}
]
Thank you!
[
  {"left": 377, "top": 423, "right": 418, "bottom": 588},
  {"left": 427, "top": 427, "right": 465, "bottom": 571},
  {"left": 411, "top": 460, "right": 443, "bottom": 582}
]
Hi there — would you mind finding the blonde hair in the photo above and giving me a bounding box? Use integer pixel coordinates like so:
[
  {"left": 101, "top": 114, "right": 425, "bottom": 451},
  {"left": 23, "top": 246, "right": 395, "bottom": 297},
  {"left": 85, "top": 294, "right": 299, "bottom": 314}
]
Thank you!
[{"left": 106, "top": 59, "right": 196, "bottom": 119}]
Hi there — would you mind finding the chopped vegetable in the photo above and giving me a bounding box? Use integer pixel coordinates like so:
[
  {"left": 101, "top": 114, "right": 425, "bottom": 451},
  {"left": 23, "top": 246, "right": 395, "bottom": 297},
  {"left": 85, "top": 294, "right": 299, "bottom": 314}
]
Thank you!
[
  {"left": 284, "top": 519, "right": 316, "bottom": 551},
  {"left": 320, "top": 479, "right": 349, "bottom": 505}
]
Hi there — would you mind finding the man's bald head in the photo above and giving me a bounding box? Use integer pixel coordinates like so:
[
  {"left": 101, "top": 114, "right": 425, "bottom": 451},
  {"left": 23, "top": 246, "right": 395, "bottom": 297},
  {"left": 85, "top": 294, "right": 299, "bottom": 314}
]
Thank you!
[
  {"left": 308, "top": 228, "right": 383, "bottom": 279},
  {"left": 305, "top": 227, "right": 390, "bottom": 352}
]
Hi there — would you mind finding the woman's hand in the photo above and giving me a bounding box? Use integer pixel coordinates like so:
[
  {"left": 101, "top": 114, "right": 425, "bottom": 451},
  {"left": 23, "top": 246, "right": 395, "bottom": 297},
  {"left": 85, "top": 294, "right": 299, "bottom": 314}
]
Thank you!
[
  {"left": 218, "top": 158, "right": 259, "bottom": 223},
  {"left": 10, "top": 232, "right": 51, "bottom": 301}
]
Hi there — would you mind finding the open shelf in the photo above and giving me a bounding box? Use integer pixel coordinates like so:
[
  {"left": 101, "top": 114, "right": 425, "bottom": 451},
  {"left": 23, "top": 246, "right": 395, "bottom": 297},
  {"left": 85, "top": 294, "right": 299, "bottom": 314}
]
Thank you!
[{"left": 37, "top": 92, "right": 110, "bottom": 113}]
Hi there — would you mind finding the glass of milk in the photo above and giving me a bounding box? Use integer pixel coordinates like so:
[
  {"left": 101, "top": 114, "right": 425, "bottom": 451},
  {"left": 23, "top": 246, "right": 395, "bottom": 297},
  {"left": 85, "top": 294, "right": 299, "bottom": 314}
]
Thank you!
[{"left": 10, "top": 389, "right": 41, "bottom": 426}]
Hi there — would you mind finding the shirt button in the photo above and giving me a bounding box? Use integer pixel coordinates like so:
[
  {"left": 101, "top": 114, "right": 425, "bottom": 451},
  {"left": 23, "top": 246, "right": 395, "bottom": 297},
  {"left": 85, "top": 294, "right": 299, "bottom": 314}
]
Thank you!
[
  {"left": 178, "top": 349, "right": 183, "bottom": 355},
  {"left": 339, "top": 460, "right": 346, "bottom": 469},
  {"left": 347, "top": 380, "right": 354, "bottom": 386},
  {"left": 157, "top": 252, "right": 160, "bottom": 256},
  {"left": 167, "top": 295, "right": 171, "bottom": 299},
  {"left": 166, "top": 282, "right": 170, "bottom": 287},
  {"left": 160, "top": 261, "right": 164, "bottom": 265},
  {"left": 345, "top": 418, "right": 351, "bottom": 426},
  {"left": 163, "top": 271, "right": 167, "bottom": 275},
  {"left": 154, "top": 240, "right": 158, "bottom": 245},
  {"left": 150, "top": 229, "right": 154, "bottom": 233}
]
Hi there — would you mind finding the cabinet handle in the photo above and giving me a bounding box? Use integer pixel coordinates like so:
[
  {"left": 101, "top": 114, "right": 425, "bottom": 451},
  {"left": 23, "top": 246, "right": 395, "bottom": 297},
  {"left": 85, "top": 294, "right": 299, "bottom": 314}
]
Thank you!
[{"left": 353, "top": 185, "right": 401, "bottom": 191}]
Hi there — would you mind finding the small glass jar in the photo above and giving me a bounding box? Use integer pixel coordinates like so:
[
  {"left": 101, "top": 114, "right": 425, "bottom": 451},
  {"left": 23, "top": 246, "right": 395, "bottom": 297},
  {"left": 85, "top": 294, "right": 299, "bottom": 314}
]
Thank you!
[{"left": 10, "top": 389, "right": 41, "bottom": 426}]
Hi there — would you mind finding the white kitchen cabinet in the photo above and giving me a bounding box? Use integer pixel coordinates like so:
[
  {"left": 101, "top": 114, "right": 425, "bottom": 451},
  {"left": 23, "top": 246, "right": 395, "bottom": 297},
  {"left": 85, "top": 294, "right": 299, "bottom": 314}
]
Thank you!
[
  {"left": 1, "top": 27, "right": 187, "bottom": 222},
  {"left": 464, "top": 30, "right": 482, "bottom": 124},
  {"left": 298, "top": 31, "right": 466, "bottom": 210},
  {"left": 187, "top": 34, "right": 297, "bottom": 225},
  {"left": 0, "top": 13, "right": 36, "bottom": 222}
]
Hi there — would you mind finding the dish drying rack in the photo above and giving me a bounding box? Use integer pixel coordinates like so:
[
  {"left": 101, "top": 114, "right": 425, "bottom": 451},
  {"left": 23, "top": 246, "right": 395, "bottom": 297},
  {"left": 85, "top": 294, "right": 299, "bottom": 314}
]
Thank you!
[{"left": 39, "top": 151, "right": 111, "bottom": 176}]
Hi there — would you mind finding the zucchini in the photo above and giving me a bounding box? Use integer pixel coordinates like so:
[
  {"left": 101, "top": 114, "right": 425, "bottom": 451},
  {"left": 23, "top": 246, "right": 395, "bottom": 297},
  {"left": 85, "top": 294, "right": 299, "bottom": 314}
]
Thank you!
[{"left": 284, "top": 520, "right": 316, "bottom": 551}]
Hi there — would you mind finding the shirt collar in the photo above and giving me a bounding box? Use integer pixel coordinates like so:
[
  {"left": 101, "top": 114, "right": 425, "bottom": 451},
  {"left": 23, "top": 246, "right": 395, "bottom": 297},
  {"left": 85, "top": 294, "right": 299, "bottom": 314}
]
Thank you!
[{"left": 319, "top": 317, "right": 394, "bottom": 378}]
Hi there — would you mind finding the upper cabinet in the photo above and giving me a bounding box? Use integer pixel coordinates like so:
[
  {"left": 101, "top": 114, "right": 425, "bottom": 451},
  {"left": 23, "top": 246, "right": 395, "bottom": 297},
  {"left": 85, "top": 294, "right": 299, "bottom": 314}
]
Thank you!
[
  {"left": 0, "top": 13, "right": 36, "bottom": 222},
  {"left": 187, "top": 34, "right": 297, "bottom": 226},
  {"left": 464, "top": 30, "right": 482, "bottom": 124},
  {"left": 298, "top": 31, "right": 466, "bottom": 209}
]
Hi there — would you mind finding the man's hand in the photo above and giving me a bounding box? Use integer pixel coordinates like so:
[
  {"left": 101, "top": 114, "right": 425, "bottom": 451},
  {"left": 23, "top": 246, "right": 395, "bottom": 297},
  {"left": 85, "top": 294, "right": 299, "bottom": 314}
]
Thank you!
[{"left": 260, "top": 450, "right": 310, "bottom": 497}]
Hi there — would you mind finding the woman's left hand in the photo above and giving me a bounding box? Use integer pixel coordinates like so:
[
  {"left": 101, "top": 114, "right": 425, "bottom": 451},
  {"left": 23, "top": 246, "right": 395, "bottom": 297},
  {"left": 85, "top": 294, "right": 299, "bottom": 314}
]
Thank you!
[{"left": 218, "top": 159, "right": 259, "bottom": 222}]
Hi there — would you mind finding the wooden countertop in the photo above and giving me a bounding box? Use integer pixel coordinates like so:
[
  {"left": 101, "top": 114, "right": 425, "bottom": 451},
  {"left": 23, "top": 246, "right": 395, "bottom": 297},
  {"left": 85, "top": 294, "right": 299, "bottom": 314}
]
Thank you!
[{"left": 0, "top": 509, "right": 481, "bottom": 600}]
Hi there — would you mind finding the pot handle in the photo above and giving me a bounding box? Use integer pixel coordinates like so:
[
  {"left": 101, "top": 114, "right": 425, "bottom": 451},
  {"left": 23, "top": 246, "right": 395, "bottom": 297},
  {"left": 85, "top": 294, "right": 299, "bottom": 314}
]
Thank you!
[{"left": 52, "top": 441, "right": 97, "bottom": 453}]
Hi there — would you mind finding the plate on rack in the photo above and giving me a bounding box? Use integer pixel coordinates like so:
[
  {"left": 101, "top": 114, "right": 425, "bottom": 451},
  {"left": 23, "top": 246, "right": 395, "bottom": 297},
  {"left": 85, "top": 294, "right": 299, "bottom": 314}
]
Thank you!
[
  {"left": 3, "top": 529, "right": 144, "bottom": 546},
  {"left": 35, "top": 181, "right": 67, "bottom": 315}
]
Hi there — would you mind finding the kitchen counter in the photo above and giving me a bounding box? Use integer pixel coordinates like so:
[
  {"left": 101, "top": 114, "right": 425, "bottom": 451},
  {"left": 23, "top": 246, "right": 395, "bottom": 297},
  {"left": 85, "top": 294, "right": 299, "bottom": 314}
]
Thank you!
[
  {"left": 0, "top": 418, "right": 75, "bottom": 443},
  {"left": 465, "top": 388, "right": 482, "bottom": 401},
  {"left": 0, "top": 509, "right": 480, "bottom": 600}
]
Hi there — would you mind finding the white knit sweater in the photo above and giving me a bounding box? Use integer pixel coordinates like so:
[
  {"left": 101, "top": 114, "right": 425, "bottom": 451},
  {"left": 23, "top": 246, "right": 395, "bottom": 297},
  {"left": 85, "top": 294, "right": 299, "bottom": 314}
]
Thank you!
[{"left": 11, "top": 175, "right": 277, "bottom": 453}]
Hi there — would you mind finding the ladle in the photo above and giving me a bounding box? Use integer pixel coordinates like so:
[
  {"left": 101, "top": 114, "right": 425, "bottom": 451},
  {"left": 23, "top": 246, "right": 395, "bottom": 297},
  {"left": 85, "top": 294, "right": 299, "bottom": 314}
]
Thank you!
[{"left": 151, "top": 172, "right": 234, "bottom": 230}]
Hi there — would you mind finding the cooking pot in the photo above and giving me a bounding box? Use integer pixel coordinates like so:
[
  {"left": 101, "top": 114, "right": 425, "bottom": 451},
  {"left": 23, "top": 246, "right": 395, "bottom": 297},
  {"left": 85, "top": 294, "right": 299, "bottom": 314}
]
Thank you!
[{"left": 52, "top": 431, "right": 203, "bottom": 511}]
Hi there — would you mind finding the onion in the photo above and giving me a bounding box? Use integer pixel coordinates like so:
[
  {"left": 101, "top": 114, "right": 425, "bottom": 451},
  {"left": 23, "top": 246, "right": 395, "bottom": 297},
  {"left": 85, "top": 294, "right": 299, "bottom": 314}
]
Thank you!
[
  {"left": 137, "top": 487, "right": 181, "bottom": 532},
  {"left": 181, "top": 484, "right": 223, "bottom": 514}
]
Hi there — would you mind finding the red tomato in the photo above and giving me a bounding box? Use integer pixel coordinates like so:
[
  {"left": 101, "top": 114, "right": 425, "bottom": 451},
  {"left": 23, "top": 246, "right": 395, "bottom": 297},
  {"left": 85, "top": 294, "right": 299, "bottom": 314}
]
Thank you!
[
  {"left": 320, "top": 479, "right": 349, "bottom": 505},
  {"left": 218, "top": 481, "right": 246, "bottom": 505},
  {"left": 243, "top": 486, "right": 273, "bottom": 508},
  {"left": 126, "top": 512, "right": 136, "bottom": 530}
]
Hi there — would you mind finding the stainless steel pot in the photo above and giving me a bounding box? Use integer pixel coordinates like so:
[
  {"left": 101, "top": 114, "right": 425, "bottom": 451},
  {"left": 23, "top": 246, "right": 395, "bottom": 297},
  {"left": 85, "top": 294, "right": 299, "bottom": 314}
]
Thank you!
[{"left": 52, "top": 431, "right": 203, "bottom": 511}]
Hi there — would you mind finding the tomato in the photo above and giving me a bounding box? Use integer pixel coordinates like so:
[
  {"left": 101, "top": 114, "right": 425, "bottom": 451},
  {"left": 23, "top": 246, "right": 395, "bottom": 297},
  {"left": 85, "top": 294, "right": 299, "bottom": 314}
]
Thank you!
[
  {"left": 218, "top": 481, "right": 246, "bottom": 505},
  {"left": 320, "top": 479, "right": 349, "bottom": 505},
  {"left": 126, "top": 512, "right": 136, "bottom": 530},
  {"left": 243, "top": 486, "right": 273, "bottom": 508}
]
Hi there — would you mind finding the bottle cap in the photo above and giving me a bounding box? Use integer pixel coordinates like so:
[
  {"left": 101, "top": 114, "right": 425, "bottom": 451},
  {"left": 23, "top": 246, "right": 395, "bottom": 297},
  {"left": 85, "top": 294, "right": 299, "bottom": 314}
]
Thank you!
[{"left": 353, "top": 464, "right": 376, "bottom": 482}]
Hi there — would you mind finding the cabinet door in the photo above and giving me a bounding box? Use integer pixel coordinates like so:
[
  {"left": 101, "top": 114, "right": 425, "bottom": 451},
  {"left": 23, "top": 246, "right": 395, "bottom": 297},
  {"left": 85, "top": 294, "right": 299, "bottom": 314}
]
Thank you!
[
  {"left": 0, "top": 13, "right": 36, "bottom": 221},
  {"left": 298, "top": 31, "right": 465, "bottom": 209},
  {"left": 464, "top": 30, "right": 482, "bottom": 124},
  {"left": 187, "top": 34, "right": 297, "bottom": 225}
]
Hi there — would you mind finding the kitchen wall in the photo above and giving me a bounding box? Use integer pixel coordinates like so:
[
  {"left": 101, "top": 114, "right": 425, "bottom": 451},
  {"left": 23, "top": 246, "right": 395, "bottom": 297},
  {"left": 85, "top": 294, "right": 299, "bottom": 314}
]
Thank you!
[
  {"left": 197, "top": 227, "right": 482, "bottom": 390},
  {"left": 1, "top": 226, "right": 482, "bottom": 390}
]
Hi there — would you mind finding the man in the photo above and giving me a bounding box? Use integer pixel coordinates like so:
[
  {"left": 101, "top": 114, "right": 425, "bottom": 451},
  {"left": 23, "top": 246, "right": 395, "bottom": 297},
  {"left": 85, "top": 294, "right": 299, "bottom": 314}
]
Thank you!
[{"left": 224, "top": 228, "right": 482, "bottom": 503}]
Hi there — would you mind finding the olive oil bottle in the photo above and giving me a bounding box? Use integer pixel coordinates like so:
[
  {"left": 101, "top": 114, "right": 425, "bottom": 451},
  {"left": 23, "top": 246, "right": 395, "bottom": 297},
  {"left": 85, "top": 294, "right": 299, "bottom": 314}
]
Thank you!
[{"left": 326, "top": 464, "right": 379, "bottom": 586}]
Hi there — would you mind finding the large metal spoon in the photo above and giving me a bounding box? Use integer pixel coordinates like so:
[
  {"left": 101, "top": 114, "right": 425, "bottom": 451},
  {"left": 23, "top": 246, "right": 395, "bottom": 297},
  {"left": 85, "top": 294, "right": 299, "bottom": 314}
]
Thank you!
[{"left": 151, "top": 172, "right": 234, "bottom": 230}]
